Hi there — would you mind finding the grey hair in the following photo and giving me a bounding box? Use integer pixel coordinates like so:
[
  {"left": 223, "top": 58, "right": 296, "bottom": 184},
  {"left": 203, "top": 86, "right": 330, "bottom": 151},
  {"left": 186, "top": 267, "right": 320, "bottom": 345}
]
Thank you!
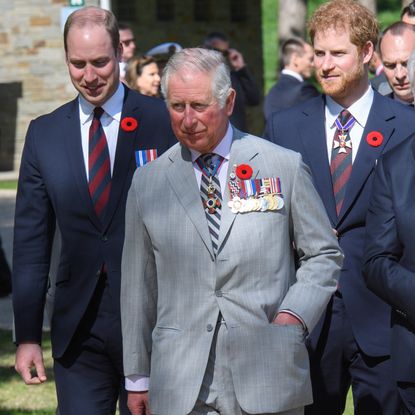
[
  {"left": 161, "top": 47, "right": 232, "bottom": 108},
  {"left": 408, "top": 48, "right": 415, "bottom": 100}
]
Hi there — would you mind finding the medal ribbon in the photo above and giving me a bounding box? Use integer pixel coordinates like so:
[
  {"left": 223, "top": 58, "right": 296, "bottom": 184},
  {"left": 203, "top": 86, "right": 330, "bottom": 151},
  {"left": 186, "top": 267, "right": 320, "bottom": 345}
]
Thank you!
[
  {"left": 335, "top": 114, "right": 356, "bottom": 132},
  {"left": 196, "top": 155, "right": 224, "bottom": 178}
]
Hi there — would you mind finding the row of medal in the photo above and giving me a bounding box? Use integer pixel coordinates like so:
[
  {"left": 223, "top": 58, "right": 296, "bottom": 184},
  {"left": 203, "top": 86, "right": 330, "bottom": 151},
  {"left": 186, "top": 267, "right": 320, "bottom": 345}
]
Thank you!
[{"left": 227, "top": 167, "right": 284, "bottom": 214}]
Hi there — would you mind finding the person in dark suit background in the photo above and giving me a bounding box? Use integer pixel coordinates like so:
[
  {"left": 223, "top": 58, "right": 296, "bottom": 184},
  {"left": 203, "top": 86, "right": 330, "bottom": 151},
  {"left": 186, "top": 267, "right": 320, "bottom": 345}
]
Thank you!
[
  {"left": 264, "top": 1, "right": 415, "bottom": 414},
  {"left": 369, "top": 50, "right": 392, "bottom": 95},
  {"left": 402, "top": 1, "right": 415, "bottom": 25},
  {"left": 379, "top": 22, "right": 415, "bottom": 105},
  {"left": 364, "top": 134, "right": 415, "bottom": 414},
  {"left": 12, "top": 6, "right": 175, "bottom": 414},
  {"left": 264, "top": 38, "right": 319, "bottom": 120},
  {"left": 204, "top": 32, "right": 261, "bottom": 132}
]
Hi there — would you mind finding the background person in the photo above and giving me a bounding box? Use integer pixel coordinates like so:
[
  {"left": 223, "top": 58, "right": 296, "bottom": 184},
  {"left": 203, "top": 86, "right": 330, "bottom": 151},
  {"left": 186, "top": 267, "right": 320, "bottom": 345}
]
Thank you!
[
  {"left": 125, "top": 55, "right": 161, "bottom": 97},
  {"left": 119, "top": 22, "right": 136, "bottom": 82},
  {"left": 264, "top": 37, "right": 319, "bottom": 120},
  {"left": 204, "top": 31, "right": 261, "bottom": 132},
  {"left": 379, "top": 22, "right": 415, "bottom": 105}
]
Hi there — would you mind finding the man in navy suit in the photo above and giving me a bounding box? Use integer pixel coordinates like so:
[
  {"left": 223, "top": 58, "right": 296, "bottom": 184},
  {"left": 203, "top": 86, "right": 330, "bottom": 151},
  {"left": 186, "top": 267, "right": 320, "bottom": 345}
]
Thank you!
[
  {"left": 264, "top": 1, "right": 415, "bottom": 414},
  {"left": 264, "top": 38, "right": 319, "bottom": 120},
  {"left": 364, "top": 135, "right": 415, "bottom": 414},
  {"left": 12, "top": 6, "right": 175, "bottom": 414}
]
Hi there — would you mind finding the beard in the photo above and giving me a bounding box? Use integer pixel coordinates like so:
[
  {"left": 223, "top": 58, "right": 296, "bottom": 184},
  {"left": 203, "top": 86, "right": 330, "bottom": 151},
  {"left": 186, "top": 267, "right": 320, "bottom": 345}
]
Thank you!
[{"left": 316, "top": 63, "right": 364, "bottom": 100}]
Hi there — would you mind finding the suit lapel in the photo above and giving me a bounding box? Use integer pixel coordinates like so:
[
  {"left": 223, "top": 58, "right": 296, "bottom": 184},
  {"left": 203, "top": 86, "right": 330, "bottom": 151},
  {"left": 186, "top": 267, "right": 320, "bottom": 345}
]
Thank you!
[
  {"left": 298, "top": 97, "right": 337, "bottom": 225},
  {"left": 338, "top": 93, "right": 395, "bottom": 222},
  {"left": 166, "top": 145, "right": 215, "bottom": 258},
  {"left": 102, "top": 87, "right": 137, "bottom": 229},
  {"left": 63, "top": 99, "right": 102, "bottom": 229},
  {"left": 218, "top": 129, "right": 259, "bottom": 252}
]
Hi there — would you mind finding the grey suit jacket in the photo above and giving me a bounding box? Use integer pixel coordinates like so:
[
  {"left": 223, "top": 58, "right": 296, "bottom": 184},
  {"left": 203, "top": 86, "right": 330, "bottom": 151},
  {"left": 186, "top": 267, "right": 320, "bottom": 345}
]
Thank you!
[{"left": 121, "top": 128, "right": 342, "bottom": 415}]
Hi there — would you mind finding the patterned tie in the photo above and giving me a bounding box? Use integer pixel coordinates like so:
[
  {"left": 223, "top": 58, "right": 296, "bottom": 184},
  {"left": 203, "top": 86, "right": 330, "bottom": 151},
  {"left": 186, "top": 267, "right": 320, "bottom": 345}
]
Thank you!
[
  {"left": 88, "top": 107, "right": 111, "bottom": 218},
  {"left": 330, "top": 109, "right": 354, "bottom": 216},
  {"left": 199, "top": 153, "right": 223, "bottom": 256}
]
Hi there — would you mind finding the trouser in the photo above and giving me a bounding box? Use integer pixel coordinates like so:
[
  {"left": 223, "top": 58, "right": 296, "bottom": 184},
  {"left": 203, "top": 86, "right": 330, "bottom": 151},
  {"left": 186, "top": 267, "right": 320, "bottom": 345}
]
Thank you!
[
  {"left": 54, "top": 275, "right": 129, "bottom": 415},
  {"left": 306, "top": 293, "right": 399, "bottom": 415}
]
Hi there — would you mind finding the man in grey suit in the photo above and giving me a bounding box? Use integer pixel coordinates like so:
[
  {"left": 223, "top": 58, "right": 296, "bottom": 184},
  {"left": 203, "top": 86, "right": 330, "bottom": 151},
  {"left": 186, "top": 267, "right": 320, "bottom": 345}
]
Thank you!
[{"left": 121, "top": 48, "right": 343, "bottom": 415}]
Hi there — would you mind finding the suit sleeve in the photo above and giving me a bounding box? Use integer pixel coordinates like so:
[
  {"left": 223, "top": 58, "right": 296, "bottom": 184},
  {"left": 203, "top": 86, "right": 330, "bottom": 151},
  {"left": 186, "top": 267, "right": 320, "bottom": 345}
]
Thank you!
[
  {"left": 363, "top": 158, "right": 415, "bottom": 326},
  {"left": 233, "top": 67, "right": 261, "bottom": 106},
  {"left": 12, "top": 120, "right": 56, "bottom": 344},
  {"left": 278, "top": 156, "right": 343, "bottom": 332},
  {"left": 121, "top": 170, "right": 157, "bottom": 377}
]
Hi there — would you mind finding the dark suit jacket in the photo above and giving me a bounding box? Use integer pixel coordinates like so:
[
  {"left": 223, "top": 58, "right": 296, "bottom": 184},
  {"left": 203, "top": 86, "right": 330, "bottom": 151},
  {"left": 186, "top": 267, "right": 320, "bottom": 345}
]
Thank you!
[
  {"left": 230, "top": 67, "right": 261, "bottom": 131},
  {"left": 264, "top": 92, "right": 415, "bottom": 357},
  {"left": 263, "top": 73, "right": 319, "bottom": 121},
  {"left": 364, "top": 135, "right": 415, "bottom": 381},
  {"left": 13, "top": 85, "right": 176, "bottom": 358}
]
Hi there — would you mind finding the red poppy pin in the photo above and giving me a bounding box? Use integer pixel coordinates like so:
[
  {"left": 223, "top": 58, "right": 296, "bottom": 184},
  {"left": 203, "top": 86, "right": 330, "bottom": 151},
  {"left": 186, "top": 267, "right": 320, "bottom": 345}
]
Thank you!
[
  {"left": 366, "top": 131, "right": 383, "bottom": 147},
  {"left": 121, "top": 117, "right": 138, "bottom": 132},
  {"left": 235, "top": 164, "right": 253, "bottom": 180}
]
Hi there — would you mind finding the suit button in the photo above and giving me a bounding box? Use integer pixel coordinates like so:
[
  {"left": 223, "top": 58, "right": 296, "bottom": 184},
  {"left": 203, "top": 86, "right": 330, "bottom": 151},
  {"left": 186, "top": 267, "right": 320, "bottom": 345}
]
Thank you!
[
  {"left": 215, "top": 290, "right": 222, "bottom": 297},
  {"left": 101, "top": 235, "right": 108, "bottom": 241},
  {"left": 206, "top": 324, "right": 213, "bottom": 332},
  {"left": 96, "top": 270, "right": 101, "bottom": 277}
]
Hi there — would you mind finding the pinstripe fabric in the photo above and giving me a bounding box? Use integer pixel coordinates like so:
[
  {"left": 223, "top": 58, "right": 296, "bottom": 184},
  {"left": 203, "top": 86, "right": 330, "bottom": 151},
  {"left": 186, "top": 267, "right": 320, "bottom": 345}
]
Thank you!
[
  {"left": 330, "top": 110, "right": 353, "bottom": 216},
  {"left": 199, "top": 154, "right": 222, "bottom": 256},
  {"left": 88, "top": 107, "right": 111, "bottom": 218}
]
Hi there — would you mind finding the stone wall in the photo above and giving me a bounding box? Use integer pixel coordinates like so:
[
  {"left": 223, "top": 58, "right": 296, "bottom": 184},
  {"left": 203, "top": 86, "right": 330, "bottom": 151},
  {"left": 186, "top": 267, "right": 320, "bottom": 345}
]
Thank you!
[{"left": 0, "top": 0, "right": 98, "bottom": 171}]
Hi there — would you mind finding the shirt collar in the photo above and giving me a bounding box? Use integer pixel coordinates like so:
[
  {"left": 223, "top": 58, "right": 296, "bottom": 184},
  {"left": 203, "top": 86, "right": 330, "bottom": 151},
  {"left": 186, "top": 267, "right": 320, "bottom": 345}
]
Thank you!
[
  {"left": 325, "top": 85, "right": 374, "bottom": 129},
  {"left": 79, "top": 82, "right": 125, "bottom": 125},
  {"left": 281, "top": 69, "right": 304, "bottom": 82},
  {"left": 190, "top": 123, "right": 233, "bottom": 163}
]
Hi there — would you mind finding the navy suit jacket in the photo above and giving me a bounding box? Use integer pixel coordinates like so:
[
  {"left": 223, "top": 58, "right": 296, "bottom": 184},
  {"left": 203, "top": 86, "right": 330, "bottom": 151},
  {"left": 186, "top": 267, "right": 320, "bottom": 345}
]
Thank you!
[
  {"left": 264, "top": 91, "right": 415, "bottom": 356},
  {"left": 13, "top": 86, "right": 176, "bottom": 358},
  {"left": 364, "top": 135, "right": 415, "bottom": 381},
  {"left": 263, "top": 74, "right": 319, "bottom": 121}
]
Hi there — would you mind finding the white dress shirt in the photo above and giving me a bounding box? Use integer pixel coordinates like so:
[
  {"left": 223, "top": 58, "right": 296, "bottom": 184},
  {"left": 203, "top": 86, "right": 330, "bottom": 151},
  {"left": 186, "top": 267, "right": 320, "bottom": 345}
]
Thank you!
[
  {"left": 325, "top": 86, "right": 374, "bottom": 164},
  {"left": 79, "top": 82, "right": 124, "bottom": 178},
  {"left": 281, "top": 68, "right": 304, "bottom": 82}
]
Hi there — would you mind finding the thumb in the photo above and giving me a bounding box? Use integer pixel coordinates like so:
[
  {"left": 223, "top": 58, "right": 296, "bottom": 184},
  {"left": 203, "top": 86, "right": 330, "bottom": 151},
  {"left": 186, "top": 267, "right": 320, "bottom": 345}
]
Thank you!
[{"left": 34, "top": 355, "right": 47, "bottom": 382}]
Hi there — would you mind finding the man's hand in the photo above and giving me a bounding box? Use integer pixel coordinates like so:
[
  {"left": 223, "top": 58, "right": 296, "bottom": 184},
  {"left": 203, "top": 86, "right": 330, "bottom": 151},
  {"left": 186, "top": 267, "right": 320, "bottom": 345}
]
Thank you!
[
  {"left": 128, "top": 391, "right": 151, "bottom": 415},
  {"left": 15, "top": 343, "right": 47, "bottom": 384},
  {"left": 227, "top": 48, "right": 245, "bottom": 71},
  {"left": 273, "top": 312, "right": 303, "bottom": 326}
]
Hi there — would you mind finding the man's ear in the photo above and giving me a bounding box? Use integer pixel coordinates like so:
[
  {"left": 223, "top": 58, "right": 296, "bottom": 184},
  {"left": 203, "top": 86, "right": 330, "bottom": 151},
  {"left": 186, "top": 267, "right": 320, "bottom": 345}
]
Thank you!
[
  {"left": 225, "top": 88, "right": 236, "bottom": 116},
  {"left": 362, "top": 41, "right": 374, "bottom": 65}
]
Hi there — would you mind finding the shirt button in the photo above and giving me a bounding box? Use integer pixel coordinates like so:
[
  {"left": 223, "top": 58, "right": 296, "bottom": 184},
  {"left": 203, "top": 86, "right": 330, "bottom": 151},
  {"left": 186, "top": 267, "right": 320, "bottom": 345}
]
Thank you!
[{"left": 206, "top": 324, "right": 213, "bottom": 332}]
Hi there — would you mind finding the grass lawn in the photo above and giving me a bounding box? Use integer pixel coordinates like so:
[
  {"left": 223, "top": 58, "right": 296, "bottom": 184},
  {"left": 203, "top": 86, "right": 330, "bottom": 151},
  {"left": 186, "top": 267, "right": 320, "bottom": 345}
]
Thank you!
[
  {"left": 0, "top": 327, "right": 354, "bottom": 414},
  {"left": 0, "top": 181, "right": 17, "bottom": 190}
]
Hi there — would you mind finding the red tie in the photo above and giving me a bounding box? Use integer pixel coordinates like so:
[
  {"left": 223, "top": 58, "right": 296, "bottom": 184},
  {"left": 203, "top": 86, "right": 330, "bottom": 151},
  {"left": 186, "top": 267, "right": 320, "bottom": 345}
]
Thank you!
[
  {"left": 330, "top": 109, "right": 353, "bottom": 216},
  {"left": 88, "top": 107, "right": 111, "bottom": 218}
]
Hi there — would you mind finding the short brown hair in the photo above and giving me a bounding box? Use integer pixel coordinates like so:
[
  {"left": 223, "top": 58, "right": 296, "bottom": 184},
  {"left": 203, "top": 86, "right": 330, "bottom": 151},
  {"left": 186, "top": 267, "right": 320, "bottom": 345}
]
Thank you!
[
  {"left": 125, "top": 56, "right": 158, "bottom": 89},
  {"left": 308, "top": 0, "right": 379, "bottom": 51},
  {"left": 63, "top": 6, "right": 119, "bottom": 56}
]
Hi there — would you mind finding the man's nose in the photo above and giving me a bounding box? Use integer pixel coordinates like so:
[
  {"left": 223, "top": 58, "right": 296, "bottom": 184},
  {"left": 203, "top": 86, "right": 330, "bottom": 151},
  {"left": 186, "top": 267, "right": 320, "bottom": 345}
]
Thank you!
[
  {"left": 183, "top": 107, "right": 197, "bottom": 128},
  {"left": 83, "top": 65, "right": 97, "bottom": 83}
]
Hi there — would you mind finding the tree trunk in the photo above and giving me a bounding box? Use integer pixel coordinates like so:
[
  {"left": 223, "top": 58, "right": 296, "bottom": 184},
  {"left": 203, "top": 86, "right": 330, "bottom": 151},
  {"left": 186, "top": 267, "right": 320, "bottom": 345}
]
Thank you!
[
  {"left": 278, "top": 0, "right": 307, "bottom": 45},
  {"left": 358, "top": 0, "right": 377, "bottom": 14}
]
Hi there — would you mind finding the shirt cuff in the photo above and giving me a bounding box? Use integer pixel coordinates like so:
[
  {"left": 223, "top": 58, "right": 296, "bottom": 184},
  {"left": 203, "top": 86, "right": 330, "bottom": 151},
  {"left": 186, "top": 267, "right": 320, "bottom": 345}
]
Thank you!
[{"left": 125, "top": 375, "right": 150, "bottom": 392}]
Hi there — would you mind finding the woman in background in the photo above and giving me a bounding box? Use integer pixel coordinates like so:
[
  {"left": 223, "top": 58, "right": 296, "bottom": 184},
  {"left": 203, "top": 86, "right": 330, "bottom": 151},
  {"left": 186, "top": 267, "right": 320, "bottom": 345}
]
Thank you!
[{"left": 125, "top": 55, "right": 161, "bottom": 97}]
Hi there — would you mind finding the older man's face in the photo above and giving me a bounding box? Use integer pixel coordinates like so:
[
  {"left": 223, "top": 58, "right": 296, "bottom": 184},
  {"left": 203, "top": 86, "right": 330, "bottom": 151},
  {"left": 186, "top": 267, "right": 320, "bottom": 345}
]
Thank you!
[
  {"left": 381, "top": 29, "right": 415, "bottom": 103},
  {"left": 166, "top": 70, "right": 235, "bottom": 154}
]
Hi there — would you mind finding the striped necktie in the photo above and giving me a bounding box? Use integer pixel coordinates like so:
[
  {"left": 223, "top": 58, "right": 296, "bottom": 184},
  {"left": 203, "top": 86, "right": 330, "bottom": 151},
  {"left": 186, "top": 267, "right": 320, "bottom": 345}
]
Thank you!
[
  {"left": 330, "top": 109, "right": 354, "bottom": 216},
  {"left": 198, "top": 153, "right": 223, "bottom": 256},
  {"left": 88, "top": 107, "right": 111, "bottom": 218}
]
